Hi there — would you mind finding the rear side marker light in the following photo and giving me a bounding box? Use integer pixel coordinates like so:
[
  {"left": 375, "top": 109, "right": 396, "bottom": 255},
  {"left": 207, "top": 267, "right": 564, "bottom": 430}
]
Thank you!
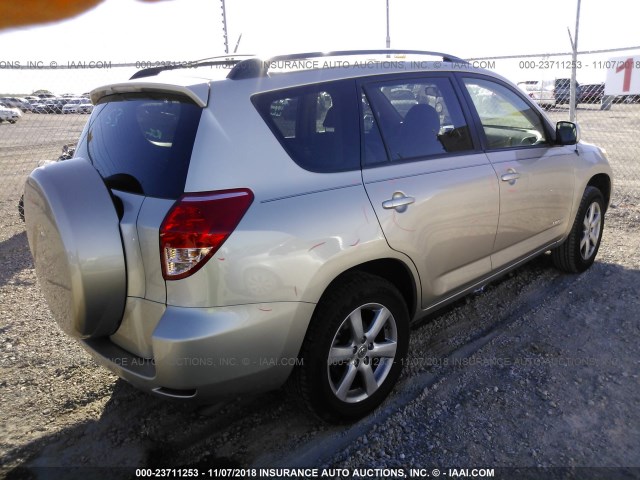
[{"left": 160, "top": 189, "right": 254, "bottom": 280}]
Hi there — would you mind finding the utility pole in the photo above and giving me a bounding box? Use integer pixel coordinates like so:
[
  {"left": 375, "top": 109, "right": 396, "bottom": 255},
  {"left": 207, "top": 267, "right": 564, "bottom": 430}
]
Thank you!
[
  {"left": 221, "top": 0, "right": 229, "bottom": 55},
  {"left": 569, "top": 0, "right": 581, "bottom": 122},
  {"left": 386, "top": 0, "right": 390, "bottom": 49}
]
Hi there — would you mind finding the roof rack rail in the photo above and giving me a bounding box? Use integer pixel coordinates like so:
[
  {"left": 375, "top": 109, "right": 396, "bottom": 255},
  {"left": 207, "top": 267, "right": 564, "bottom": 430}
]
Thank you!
[
  {"left": 129, "top": 54, "right": 254, "bottom": 80},
  {"left": 226, "top": 49, "right": 468, "bottom": 80}
]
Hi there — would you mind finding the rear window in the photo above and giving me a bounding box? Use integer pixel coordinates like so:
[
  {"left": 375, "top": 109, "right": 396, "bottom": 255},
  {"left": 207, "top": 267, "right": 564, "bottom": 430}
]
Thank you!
[{"left": 75, "top": 93, "right": 202, "bottom": 199}]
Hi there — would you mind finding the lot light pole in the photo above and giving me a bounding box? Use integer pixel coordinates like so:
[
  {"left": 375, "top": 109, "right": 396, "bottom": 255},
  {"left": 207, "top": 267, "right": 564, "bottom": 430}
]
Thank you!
[
  {"left": 221, "top": 0, "right": 229, "bottom": 54},
  {"left": 568, "top": 0, "right": 581, "bottom": 122},
  {"left": 386, "top": 0, "right": 391, "bottom": 49}
]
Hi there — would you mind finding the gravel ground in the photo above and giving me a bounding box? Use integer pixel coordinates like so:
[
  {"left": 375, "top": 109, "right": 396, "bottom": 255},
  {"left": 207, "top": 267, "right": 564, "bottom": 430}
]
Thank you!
[
  {"left": 1, "top": 196, "right": 639, "bottom": 480},
  {"left": 1, "top": 114, "right": 639, "bottom": 480}
]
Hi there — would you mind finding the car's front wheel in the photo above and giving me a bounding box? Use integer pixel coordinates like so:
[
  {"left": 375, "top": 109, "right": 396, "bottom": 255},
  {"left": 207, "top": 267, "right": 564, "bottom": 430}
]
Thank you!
[
  {"left": 292, "top": 272, "right": 409, "bottom": 422},
  {"left": 552, "top": 186, "right": 605, "bottom": 273}
]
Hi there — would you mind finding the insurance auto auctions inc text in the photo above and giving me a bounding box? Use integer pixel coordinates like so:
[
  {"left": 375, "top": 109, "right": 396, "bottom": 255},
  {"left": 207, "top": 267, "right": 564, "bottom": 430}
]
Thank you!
[{"left": 201, "top": 467, "right": 495, "bottom": 478}]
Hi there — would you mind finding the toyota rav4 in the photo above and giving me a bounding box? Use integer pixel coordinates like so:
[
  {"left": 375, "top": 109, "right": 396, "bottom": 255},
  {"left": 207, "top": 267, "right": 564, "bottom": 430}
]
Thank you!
[{"left": 24, "top": 50, "right": 613, "bottom": 421}]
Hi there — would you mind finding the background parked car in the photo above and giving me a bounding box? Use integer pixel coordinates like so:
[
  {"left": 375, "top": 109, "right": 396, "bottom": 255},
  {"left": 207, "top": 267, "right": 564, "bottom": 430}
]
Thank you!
[
  {"left": 62, "top": 98, "right": 93, "bottom": 114},
  {"left": 0, "top": 97, "right": 31, "bottom": 112},
  {"left": 554, "top": 78, "right": 581, "bottom": 105},
  {"left": 0, "top": 103, "right": 22, "bottom": 123},
  {"left": 33, "top": 98, "right": 67, "bottom": 114},
  {"left": 19, "top": 96, "right": 40, "bottom": 112},
  {"left": 31, "top": 99, "right": 53, "bottom": 114},
  {"left": 30, "top": 99, "right": 50, "bottom": 113},
  {"left": 580, "top": 83, "right": 604, "bottom": 103},
  {"left": 518, "top": 78, "right": 581, "bottom": 108},
  {"left": 517, "top": 79, "right": 555, "bottom": 109},
  {"left": 79, "top": 101, "right": 93, "bottom": 114}
]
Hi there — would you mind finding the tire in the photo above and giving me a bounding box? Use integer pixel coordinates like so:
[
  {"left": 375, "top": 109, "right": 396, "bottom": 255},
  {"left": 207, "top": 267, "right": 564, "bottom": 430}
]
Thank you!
[
  {"left": 292, "top": 272, "right": 409, "bottom": 422},
  {"left": 552, "top": 186, "right": 605, "bottom": 273},
  {"left": 24, "top": 159, "right": 126, "bottom": 338}
]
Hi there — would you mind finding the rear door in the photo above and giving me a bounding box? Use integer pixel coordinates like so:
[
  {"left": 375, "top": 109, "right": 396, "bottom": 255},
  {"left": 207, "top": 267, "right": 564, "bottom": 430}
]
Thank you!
[
  {"left": 459, "top": 75, "right": 576, "bottom": 270},
  {"left": 75, "top": 92, "right": 204, "bottom": 305},
  {"left": 360, "top": 74, "right": 500, "bottom": 308},
  {"left": 73, "top": 91, "right": 204, "bottom": 357}
]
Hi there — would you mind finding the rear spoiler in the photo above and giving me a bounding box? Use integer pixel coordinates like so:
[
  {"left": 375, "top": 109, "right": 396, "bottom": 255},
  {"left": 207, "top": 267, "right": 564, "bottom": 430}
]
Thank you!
[{"left": 90, "top": 80, "right": 210, "bottom": 107}]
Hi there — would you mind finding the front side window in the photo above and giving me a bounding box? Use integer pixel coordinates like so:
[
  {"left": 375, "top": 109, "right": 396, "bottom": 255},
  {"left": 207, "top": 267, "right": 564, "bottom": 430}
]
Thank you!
[
  {"left": 463, "top": 78, "right": 547, "bottom": 149},
  {"left": 252, "top": 80, "right": 360, "bottom": 172},
  {"left": 362, "top": 77, "right": 474, "bottom": 164}
]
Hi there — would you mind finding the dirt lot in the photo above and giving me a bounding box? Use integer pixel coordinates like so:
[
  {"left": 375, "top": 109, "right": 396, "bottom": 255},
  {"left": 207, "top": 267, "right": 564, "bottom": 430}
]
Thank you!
[{"left": 0, "top": 112, "right": 639, "bottom": 479}]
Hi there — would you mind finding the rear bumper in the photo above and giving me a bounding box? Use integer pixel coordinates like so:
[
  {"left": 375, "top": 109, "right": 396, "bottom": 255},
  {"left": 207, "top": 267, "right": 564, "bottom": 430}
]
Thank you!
[{"left": 81, "top": 301, "right": 315, "bottom": 401}]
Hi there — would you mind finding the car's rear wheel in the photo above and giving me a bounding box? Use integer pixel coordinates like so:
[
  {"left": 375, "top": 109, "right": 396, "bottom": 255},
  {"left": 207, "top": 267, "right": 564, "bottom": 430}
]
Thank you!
[
  {"left": 292, "top": 272, "right": 409, "bottom": 422},
  {"left": 552, "top": 186, "right": 605, "bottom": 273}
]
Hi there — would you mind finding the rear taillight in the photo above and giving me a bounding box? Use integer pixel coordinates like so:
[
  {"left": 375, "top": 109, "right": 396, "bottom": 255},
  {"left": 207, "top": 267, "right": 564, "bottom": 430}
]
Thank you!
[{"left": 160, "top": 189, "right": 254, "bottom": 280}]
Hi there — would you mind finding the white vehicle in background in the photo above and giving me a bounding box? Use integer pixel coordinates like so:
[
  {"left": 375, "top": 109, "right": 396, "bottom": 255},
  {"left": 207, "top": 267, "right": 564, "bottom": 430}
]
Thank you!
[
  {"left": 78, "top": 100, "right": 94, "bottom": 113},
  {"left": 0, "top": 103, "right": 22, "bottom": 123},
  {"left": 62, "top": 98, "right": 93, "bottom": 114},
  {"left": 517, "top": 80, "right": 555, "bottom": 109},
  {"left": 0, "top": 96, "right": 31, "bottom": 112}
]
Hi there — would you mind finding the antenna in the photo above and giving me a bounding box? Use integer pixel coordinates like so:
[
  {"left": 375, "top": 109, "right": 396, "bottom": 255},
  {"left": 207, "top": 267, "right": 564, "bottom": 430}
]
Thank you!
[{"left": 234, "top": 33, "right": 243, "bottom": 54}]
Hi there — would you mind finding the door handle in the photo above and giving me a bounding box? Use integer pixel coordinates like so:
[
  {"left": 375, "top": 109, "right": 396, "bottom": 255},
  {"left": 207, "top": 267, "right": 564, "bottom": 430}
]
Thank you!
[
  {"left": 501, "top": 168, "right": 521, "bottom": 185},
  {"left": 382, "top": 192, "right": 415, "bottom": 213}
]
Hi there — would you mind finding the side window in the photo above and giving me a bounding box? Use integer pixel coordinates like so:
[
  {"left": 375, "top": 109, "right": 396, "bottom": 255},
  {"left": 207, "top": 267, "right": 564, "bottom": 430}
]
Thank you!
[
  {"left": 252, "top": 80, "right": 360, "bottom": 172},
  {"left": 462, "top": 78, "right": 547, "bottom": 149},
  {"left": 362, "top": 77, "right": 473, "bottom": 164}
]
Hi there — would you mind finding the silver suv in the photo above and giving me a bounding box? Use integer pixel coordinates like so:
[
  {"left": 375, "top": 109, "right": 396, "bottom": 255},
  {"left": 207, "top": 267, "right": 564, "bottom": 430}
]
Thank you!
[{"left": 24, "top": 50, "right": 612, "bottom": 421}]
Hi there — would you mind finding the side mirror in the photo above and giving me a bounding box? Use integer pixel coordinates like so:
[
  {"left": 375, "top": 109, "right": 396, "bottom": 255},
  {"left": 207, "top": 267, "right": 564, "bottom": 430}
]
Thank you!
[{"left": 556, "top": 121, "right": 580, "bottom": 145}]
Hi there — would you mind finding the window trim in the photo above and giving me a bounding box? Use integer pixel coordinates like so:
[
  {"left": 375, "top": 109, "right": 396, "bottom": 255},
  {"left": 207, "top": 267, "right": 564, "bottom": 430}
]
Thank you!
[{"left": 359, "top": 88, "right": 392, "bottom": 168}]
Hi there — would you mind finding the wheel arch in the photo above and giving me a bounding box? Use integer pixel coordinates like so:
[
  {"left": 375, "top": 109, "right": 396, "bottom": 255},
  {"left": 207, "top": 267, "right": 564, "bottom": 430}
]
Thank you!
[
  {"left": 316, "top": 258, "right": 419, "bottom": 320},
  {"left": 587, "top": 173, "right": 612, "bottom": 211}
]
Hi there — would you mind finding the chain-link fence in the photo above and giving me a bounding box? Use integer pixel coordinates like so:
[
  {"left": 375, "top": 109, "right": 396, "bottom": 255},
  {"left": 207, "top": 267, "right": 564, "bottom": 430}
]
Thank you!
[
  {"left": 1, "top": 49, "right": 639, "bottom": 231},
  {"left": 473, "top": 47, "right": 640, "bottom": 206}
]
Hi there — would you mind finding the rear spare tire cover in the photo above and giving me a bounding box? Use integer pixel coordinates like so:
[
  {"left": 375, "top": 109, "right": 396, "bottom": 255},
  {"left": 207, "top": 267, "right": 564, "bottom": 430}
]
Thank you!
[{"left": 24, "top": 158, "right": 126, "bottom": 338}]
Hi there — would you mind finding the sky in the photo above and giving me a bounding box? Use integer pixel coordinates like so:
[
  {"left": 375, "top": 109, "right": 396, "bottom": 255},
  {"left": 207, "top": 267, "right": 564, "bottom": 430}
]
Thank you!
[{"left": 1, "top": 0, "right": 639, "bottom": 95}]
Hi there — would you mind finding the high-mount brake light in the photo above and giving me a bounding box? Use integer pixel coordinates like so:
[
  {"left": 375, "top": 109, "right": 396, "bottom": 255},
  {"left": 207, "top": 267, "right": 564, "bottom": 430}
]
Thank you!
[{"left": 160, "top": 189, "right": 254, "bottom": 280}]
